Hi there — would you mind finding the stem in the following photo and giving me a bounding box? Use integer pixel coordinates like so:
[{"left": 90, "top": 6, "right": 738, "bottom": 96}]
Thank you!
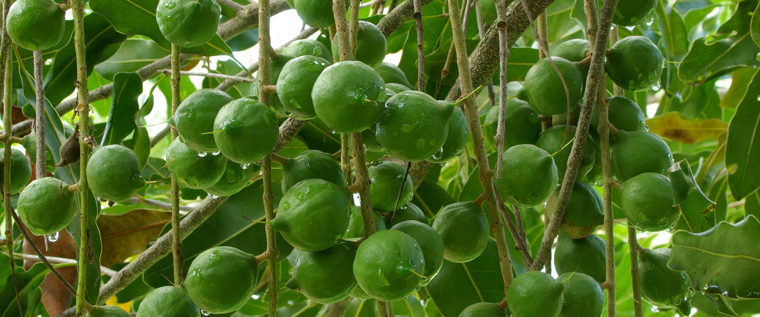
[
  {"left": 217, "top": 0, "right": 245, "bottom": 11},
  {"left": 127, "top": 196, "right": 194, "bottom": 212},
  {"left": 33, "top": 50, "right": 46, "bottom": 179},
  {"left": 413, "top": 0, "right": 425, "bottom": 90},
  {"left": 13, "top": 253, "right": 119, "bottom": 276},
  {"left": 390, "top": 162, "right": 412, "bottom": 222},
  {"left": 494, "top": 0, "right": 509, "bottom": 179},
  {"left": 628, "top": 222, "right": 644, "bottom": 317},
  {"left": 161, "top": 70, "right": 256, "bottom": 83},
  {"left": 349, "top": 0, "right": 360, "bottom": 57},
  {"left": 170, "top": 44, "right": 184, "bottom": 286},
  {"left": 324, "top": 298, "right": 351, "bottom": 317},
  {"left": 536, "top": 11, "right": 549, "bottom": 59},
  {"left": 493, "top": 185, "right": 533, "bottom": 266},
  {"left": 341, "top": 134, "right": 351, "bottom": 185},
  {"left": 270, "top": 153, "right": 288, "bottom": 165}
]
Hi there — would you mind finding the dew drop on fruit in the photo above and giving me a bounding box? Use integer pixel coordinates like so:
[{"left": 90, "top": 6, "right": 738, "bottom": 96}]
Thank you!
[
  {"left": 625, "top": 25, "right": 635, "bottom": 31},
  {"left": 47, "top": 232, "right": 59, "bottom": 243},
  {"left": 283, "top": 201, "right": 290, "bottom": 210},
  {"left": 156, "top": 11, "right": 162, "bottom": 17},
  {"left": 645, "top": 124, "right": 650, "bottom": 131},
  {"left": 212, "top": 151, "right": 221, "bottom": 156},
  {"left": 416, "top": 138, "right": 426, "bottom": 149},
  {"left": 164, "top": 2, "right": 176, "bottom": 9},
  {"left": 378, "top": 269, "right": 390, "bottom": 286},
  {"left": 651, "top": 81, "right": 661, "bottom": 91},
  {"left": 201, "top": 310, "right": 210, "bottom": 316},
  {"left": 198, "top": 151, "right": 208, "bottom": 157},
  {"left": 241, "top": 163, "right": 250, "bottom": 170}
]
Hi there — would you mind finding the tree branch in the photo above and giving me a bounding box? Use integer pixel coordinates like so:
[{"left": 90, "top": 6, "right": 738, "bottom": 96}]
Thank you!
[
  {"left": 413, "top": 0, "right": 425, "bottom": 90},
  {"left": 126, "top": 196, "right": 194, "bottom": 212},
  {"left": 33, "top": 50, "right": 46, "bottom": 180},
  {"left": 169, "top": 43, "right": 185, "bottom": 286}
]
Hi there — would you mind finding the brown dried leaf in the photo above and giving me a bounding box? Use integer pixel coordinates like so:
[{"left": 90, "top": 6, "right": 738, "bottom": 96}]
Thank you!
[
  {"left": 22, "top": 227, "right": 77, "bottom": 316},
  {"left": 98, "top": 209, "right": 171, "bottom": 267},
  {"left": 647, "top": 111, "right": 728, "bottom": 144}
]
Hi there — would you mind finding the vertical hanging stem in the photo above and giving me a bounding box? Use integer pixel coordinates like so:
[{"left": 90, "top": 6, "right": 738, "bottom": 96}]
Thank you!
[
  {"left": 536, "top": 12, "right": 549, "bottom": 59},
  {"left": 33, "top": 50, "right": 46, "bottom": 180},
  {"left": 494, "top": 0, "right": 508, "bottom": 179},
  {"left": 349, "top": 0, "right": 360, "bottom": 56},
  {"left": 341, "top": 134, "right": 351, "bottom": 184},
  {"left": 413, "top": 0, "right": 425, "bottom": 90},
  {"left": 474, "top": 3, "right": 495, "bottom": 107},
  {"left": 170, "top": 44, "right": 184, "bottom": 286}
]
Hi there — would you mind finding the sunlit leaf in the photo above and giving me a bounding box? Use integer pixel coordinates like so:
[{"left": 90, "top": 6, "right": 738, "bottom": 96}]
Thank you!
[
  {"left": 726, "top": 69, "right": 760, "bottom": 200},
  {"left": 102, "top": 72, "right": 143, "bottom": 146},
  {"left": 670, "top": 159, "right": 717, "bottom": 233},
  {"left": 98, "top": 209, "right": 171, "bottom": 267},
  {"left": 720, "top": 67, "right": 758, "bottom": 109},
  {"left": 647, "top": 112, "right": 727, "bottom": 144}
]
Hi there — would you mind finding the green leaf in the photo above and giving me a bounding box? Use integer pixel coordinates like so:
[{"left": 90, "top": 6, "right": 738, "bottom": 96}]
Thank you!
[
  {"left": 726, "top": 68, "right": 760, "bottom": 200},
  {"left": 655, "top": 0, "right": 692, "bottom": 101},
  {"left": 669, "top": 159, "right": 717, "bottom": 233},
  {"left": 746, "top": 190, "right": 760, "bottom": 220},
  {"left": 669, "top": 215, "right": 760, "bottom": 299},
  {"left": 677, "top": 0, "right": 760, "bottom": 86},
  {"left": 658, "top": 79, "right": 721, "bottom": 120},
  {"left": 102, "top": 72, "right": 143, "bottom": 146},
  {"left": 523, "top": 0, "right": 581, "bottom": 45},
  {"left": 412, "top": 179, "right": 455, "bottom": 218},
  {"left": 124, "top": 127, "right": 152, "bottom": 167},
  {"left": 720, "top": 67, "right": 757, "bottom": 109},
  {"left": 0, "top": 263, "right": 74, "bottom": 317},
  {"left": 752, "top": 1, "right": 760, "bottom": 46},
  {"left": 0, "top": 253, "right": 10, "bottom": 292},
  {"left": 95, "top": 39, "right": 170, "bottom": 81}
]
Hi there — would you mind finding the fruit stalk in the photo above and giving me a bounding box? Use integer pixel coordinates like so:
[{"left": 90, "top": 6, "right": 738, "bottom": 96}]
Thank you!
[
  {"left": 341, "top": 134, "right": 351, "bottom": 184},
  {"left": 447, "top": 0, "right": 515, "bottom": 294},
  {"left": 493, "top": 184, "right": 533, "bottom": 266},
  {"left": 33, "top": 50, "right": 46, "bottom": 179},
  {"left": 537, "top": 12, "right": 549, "bottom": 59},
  {"left": 413, "top": 0, "right": 425, "bottom": 90},
  {"left": 494, "top": 0, "right": 508, "bottom": 179},
  {"left": 170, "top": 43, "right": 185, "bottom": 286}
]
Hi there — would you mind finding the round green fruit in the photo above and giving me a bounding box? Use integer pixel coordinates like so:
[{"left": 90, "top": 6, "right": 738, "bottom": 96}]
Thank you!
[
  {"left": 362, "top": 126, "right": 384, "bottom": 152},
  {"left": 277, "top": 55, "right": 330, "bottom": 120},
  {"left": 386, "top": 202, "right": 428, "bottom": 228},
  {"left": 353, "top": 230, "right": 425, "bottom": 302},
  {"left": 331, "top": 21, "right": 387, "bottom": 68},
  {"left": 344, "top": 206, "right": 386, "bottom": 239},
  {"left": 286, "top": 241, "right": 357, "bottom": 304},
  {"left": 482, "top": 98, "right": 542, "bottom": 150},
  {"left": 6, "top": 0, "right": 65, "bottom": 51},
  {"left": 611, "top": 130, "right": 673, "bottom": 181},
  {"left": 87, "top": 145, "right": 146, "bottom": 202},
  {"left": 605, "top": 36, "right": 665, "bottom": 91},
  {"left": 376, "top": 62, "right": 413, "bottom": 88},
  {"left": 620, "top": 173, "right": 679, "bottom": 231},
  {"left": 272, "top": 179, "right": 351, "bottom": 251},
  {"left": 432, "top": 202, "right": 489, "bottom": 263},
  {"left": 89, "top": 306, "right": 130, "bottom": 317},
  {"left": 213, "top": 98, "right": 279, "bottom": 164},
  {"left": 553, "top": 39, "right": 590, "bottom": 63},
  {"left": 590, "top": 96, "right": 646, "bottom": 134},
  {"left": 493, "top": 144, "right": 559, "bottom": 207},
  {"left": 156, "top": 0, "right": 221, "bottom": 47},
  {"left": 172, "top": 89, "right": 234, "bottom": 152},
  {"left": 166, "top": 141, "right": 227, "bottom": 189},
  {"left": 282, "top": 150, "right": 347, "bottom": 193},
  {"left": 546, "top": 182, "right": 604, "bottom": 239},
  {"left": 204, "top": 162, "right": 258, "bottom": 196},
  {"left": 610, "top": 0, "right": 657, "bottom": 26},
  {"left": 293, "top": 0, "right": 348, "bottom": 28},
  {"left": 536, "top": 125, "right": 596, "bottom": 182},
  {"left": 639, "top": 248, "right": 692, "bottom": 315},
  {"left": 0, "top": 147, "right": 32, "bottom": 195},
  {"left": 376, "top": 91, "right": 455, "bottom": 162},
  {"left": 519, "top": 57, "right": 584, "bottom": 116},
  {"left": 429, "top": 107, "right": 469, "bottom": 163},
  {"left": 554, "top": 233, "right": 606, "bottom": 284},
  {"left": 551, "top": 101, "right": 582, "bottom": 126},
  {"left": 391, "top": 220, "right": 444, "bottom": 286},
  {"left": 557, "top": 272, "right": 605, "bottom": 317},
  {"left": 459, "top": 302, "right": 509, "bottom": 317},
  {"left": 185, "top": 246, "right": 258, "bottom": 314},
  {"left": 385, "top": 83, "right": 411, "bottom": 94},
  {"left": 17, "top": 177, "right": 77, "bottom": 236},
  {"left": 507, "top": 271, "right": 564, "bottom": 317},
  {"left": 281, "top": 39, "right": 333, "bottom": 62},
  {"left": 136, "top": 286, "right": 199, "bottom": 317},
  {"left": 312, "top": 61, "right": 385, "bottom": 133},
  {"left": 369, "top": 163, "right": 414, "bottom": 212}
]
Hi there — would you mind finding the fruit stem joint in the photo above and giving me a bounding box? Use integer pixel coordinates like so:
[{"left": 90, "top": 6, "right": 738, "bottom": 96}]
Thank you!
[
  {"left": 59, "top": 2, "right": 72, "bottom": 11},
  {"left": 67, "top": 183, "right": 81, "bottom": 194}
]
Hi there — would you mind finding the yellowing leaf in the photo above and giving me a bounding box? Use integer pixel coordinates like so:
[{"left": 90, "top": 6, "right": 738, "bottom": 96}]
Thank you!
[{"left": 647, "top": 112, "right": 727, "bottom": 144}]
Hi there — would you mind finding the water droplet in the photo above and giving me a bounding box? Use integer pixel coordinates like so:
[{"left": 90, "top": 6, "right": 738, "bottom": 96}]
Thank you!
[
  {"left": 209, "top": 250, "right": 223, "bottom": 267},
  {"left": 212, "top": 151, "right": 221, "bottom": 156},
  {"left": 201, "top": 310, "right": 211, "bottom": 316},
  {"left": 646, "top": 16, "right": 654, "bottom": 26},
  {"left": 47, "top": 232, "right": 59, "bottom": 243},
  {"left": 651, "top": 81, "right": 661, "bottom": 91},
  {"left": 650, "top": 306, "right": 659, "bottom": 313},
  {"left": 625, "top": 25, "right": 635, "bottom": 31},
  {"left": 400, "top": 122, "right": 417, "bottom": 133},
  {"left": 164, "top": 2, "right": 176, "bottom": 9},
  {"left": 198, "top": 151, "right": 208, "bottom": 157},
  {"left": 428, "top": 138, "right": 437, "bottom": 146},
  {"left": 251, "top": 294, "right": 261, "bottom": 300},
  {"left": 156, "top": 11, "right": 163, "bottom": 17},
  {"left": 241, "top": 163, "right": 250, "bottom": 169},
  {"left": 645, "top": 124, "right": 650, "bottom": 131},
  {"left": 416, "top": 138, "right": 426, "bottom": 149},
  {"left": 378, "top": 269, "right": 390, "bottom": 286},
  {"left": 283, "top": 201, "right": 290, "bottom": 210},
  {"left": 192, "top": 268, "right": 205, "bottom": 283},
  {"left": 210, "top": 194, "right": 219, "bottom": 199}
]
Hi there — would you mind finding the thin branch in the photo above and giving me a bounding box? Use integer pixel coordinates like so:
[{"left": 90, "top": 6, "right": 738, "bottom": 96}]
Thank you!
[
  {"left": 324, "top": 298, "right": 351, "bottom": 317},
  {"left": 217, "top": 0, "right": 245, "bottom": 11},
  {"left": 628, "top": 222, "right": 644, "bottom": 317},
  {"left": 160, "top": 69, "right": 256, "bottom": 83},
  {"left": 150, "top": 126, "right": 171, "bottom": 147},
  {"left": 14, "top": 253, "right": 118, "bottom": 277},
  {"left": 126, "top": 196, "right": 194, "bottom": 212},
  {"left": 270, "top": 153, "right": 288, "bottom": 165},
  {"left": 493, "top": 184, "right": 533, "bottom": 266},
  {"left": 494, "top": 0, "right": 509, "bottom": 179},
  {"left": 341, "top": 134, "right": 351, "bottom": 185},
  {"left": 33, "top": 50, "right": 46, "bottom": 180},
  {"left": 170, "top": 43, "right": 185, "bottom": 286},
  {"left": 349, "top": 0, "right": 360, "bottom": 57},
  {"left": 377, "top": 0, "right": 434, "bottom": 36},
  {"left": 413, "top": 0, "right": 425, "bottom": 90}
]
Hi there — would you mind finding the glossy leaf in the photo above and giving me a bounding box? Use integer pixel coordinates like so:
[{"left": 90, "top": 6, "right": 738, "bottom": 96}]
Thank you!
[
  {"left": 752, "top": 1, "right": 760, "bottom": 46},
  {"left": 720, "top": 67, "right": 757, "bottom": 109},
  {"left": 647, "top": 111, "right": 727, "bottom": 144},
  {"left": 0, "top": 263, "right": 73, "bottom": 317},
  {"left": 102, "top": 72, "right": 143, "bottom": 146},
  {"left": 656, "top": 0, "right": 692, "bottom": 101},
  {"left": 95, "top": 39, "right": 169, "bottom": 81},
  {"left": 670, "top": 159, "right": 717, "bottom": 233},
  {"left": 726, "top": 69, "right": 760, "bottom": 200}
]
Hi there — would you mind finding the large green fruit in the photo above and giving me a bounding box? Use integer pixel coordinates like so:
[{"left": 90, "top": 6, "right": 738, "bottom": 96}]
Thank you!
[
  {"left": 493, "top": 144, "right": 559, "bottom": 207},
  {"left": 557, "top": 272, "right": 605, "bottom": 317},
  {"left": 554, "top": 233, "right": 606, "bottom": 284},
  {"left": 286, "top": 241, "right": 357, "bottom": 304},
  {"left": 136, "top": 286, "right": 199, "bottom": 317},
  {"left": 213, "top": 98, "right": 279, "bottom": 164},
  {"left": 353, "top": 230, "right": 425, "bottom": 301},
  {"left": 17, "top": 177, "right": 77, "bottom": 236},
  {"left": 293, "top": 0, "right": 348, "bottom": 28},
  {"left": 184, "top": 246, "right": 258, "bottom": 314},
  {"left": 639, "top": 248, "right": 693, "bottom": 315},
  {"left": 6, "top": 0, "right": 65, "bottom": 51},
  {"left": 431, "top": 202, "right": 488, "bottom": 263},
  {"left": 536, "top": 125, "right": 596, "bottom": 182},
  {"left": 590, "top": 96, "right": 646, "bottom": 135},
  {"left": 620, "top": 173, "right": 679, "bottom": 231},
  {"left": 90, "top": 306, "right": 130, "bottom": 317},
  {"left": 281, "top": 39, "right": 333, "bottom": 62},
  {"left": 609, "top": 0, "right": 657, "bottom": 26},
  {"left": 507, "top": 271, "right": 564, "bottom": 317},
  {"left": 429, "top": 107, "right": 469, "bottom": 163},
  {"left": 344, "top": 206, "right": 386, "bottom": 239},
  {"left": 605, "top": 36, "right": 665, "bottom": 91},
  {"left": 519, "top": 57, "right": 584, "bottom": 116},
  {"left": 331, "top": 21, "right": 387, "bottom": 68},
  {"left": 87, "top": 145, "right": 146, "bottom": 202},
  {"left": 172, "top": 89, "right": 234, "bottom": 152},
  {"left": 391, "top": 220, "right": 444, "bottom": 286},
  {"left": 204, "top": 162, "right": 258, "bottom": 196},
  {"left": 156, "top": 0, "right": 221, "bottom": 47},
  {"left": 553, "top": 39, "right": 590, "bottom": 63},
  {"left": 282, "top": 150, "right": 346, "bottom": 194},
  {"left": 312, "top": 61, "right": 385, "bottom": 133},
  {"left": 546, "top": 182, "right": 604, "bottom": 239},
  {"left": 460, "top": 302, "right": 509, "bottom": 317},
  {"left": 272, "top": 179, "right": 351, "bottom": 251},
  {"left": 376, "top": 91, "right": 455, "bottom": 162},
  {"left": 386, "top": 202, "right": 428, "bottom": 227},
  {"left": 0, "top": 147, "right": 32, "bottom": 195},
  {"left": 369, "top": 163, "right": 414, "bottom": 212},
  {"left": 612, "top": 131, "right": 673, "bottom": 181},
  {"left": 277, "top": 56, "right": 330, "bottom": 120},
  {"left": 166, "top": 141, "right": 227, "bottom": 189},
  {"left": 376, "top": 62, "right": 413, "bottom": 88},
  {"left": 385, "top": 83, "right": 411, "bottom": 94},
  {"left": 482, "top": 99, "right": 542, "bottom": 150}
]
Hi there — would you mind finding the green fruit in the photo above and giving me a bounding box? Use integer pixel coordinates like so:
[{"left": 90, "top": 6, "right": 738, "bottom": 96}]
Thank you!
[
  {"left": 282, "top": 150, "right": 347, "bottom": 193},
  {"left": 136, "top": 286, "right": 199, "bottom": 317},
  {"left": 213, "top": 98, "right": 279, "bottom": 164},
  {"left": 185, "top": 246, "right": 259, "bottom": 314},
  {"left": 553, "top": 39, "right": 590, "bottom": 63},
  {"left": 477, "top": 0, "right": 497, "bottom": 26},
  {"left": 612, "top": 131, "right": 673, "bottom": 181},
  {"left": 551, "top": 101, "right": 582, "bottom": 127},
  {"left": 156, "top": 0, "right": 221, "bottom": 47},
  {"left": 557, "top": 272, "right": 605, "bottom": 317},
  {"left": 286, "top": 241, "right": 358, "bottom": 303},
  {"left": 0, "top": 147, "right": 32, "bottom": 195},
  {"left": 507, "top": 271, "right": 564, "bottom": 317},
  {"left": 369, "top": 163, "right": 414, "bottom": 212},
  {"left": 172, "top": 89, "right": 234, "bottom": 152},
  {"left": 429, "top": 107, "right": 469, "bottom": 163},
  {"left": 376, "top": 62, "right": 413, "bottom": 88},
  {"left": 204, "top": 162, "right": 258, "bottom": 196},
  {"left": 519, "top": 57, "right": 584, "bottom": 116},
  {"left": 293, "top": 0, "right": 348, "bottom": 28},
  {"left": 362, "top": 126, "right": 384, "bottom": 152},
  {"left": 166, "top": 141, "right": 227, "bottom": 189},
  {"left": 331, "top": 21, "right": 387, "bottom": 68},
  {"left": 272, "top": 179, "right": 351, "bottom": 251},
  {"left": 344, "top": 206, "right": 387, "bottom": 239},
  {"left": 639, "top": 248, "right": 692, "bottom": 315},
  {"left": 546, "top": 182, "right": 604, "bottom": 239},
  {"left": 620, "top": 173, "right": 679, "bottom": 231},
  {"left": 6, "top": 0, "right": 65, "bottom": 51},
  {"left": 494, "top": 144, "right": 559, "bottom": 207},
  {"left": 431, "top": 202, "right": 488, "bottom": 263},
  {"left": 386, "top": 202, "right": 428, "bottom": 228},
  {"left": 89, "top": 306, "right": 130, "bottom": 317},
  {"left": 554, "top": 233, "right": 606, "bottom": 284},
  {"left": 277, "top": 56, "right": 330, "bottom": 120},
  {"left": 87, "top": 145, "right": 146, "bottom": 202},
  {"left": 281, "top": 39, "right": 333, "bottom": 62},
  {"left": 350, "top": 284, "right": 373, "bottom": 300},
  {"left": 258, "top": 54, "right": 294, "bottom": 115},
  {"left": 376, "top": 91, "right": 455, "bottom": 162},
  {"left": 590, "top": 96, "right": 646, "bottom": 134},
  {"left": 391, "top": 220, "right": 444, "bottom": 286},
  {"left": 459, "top": 302, "right": 508, "bottom": 317},
  {"left": 385, "top": 83, "right": 411, "bottom": 94},
  {"left": 17, "top": 177, "right": 77, "bottom": 236},
  {"left": 353, "top": 230, "right": 425, "bottom": 301},
  {"left": 312, "top": 61, "right": 385, "bottom": 133},
  {"left": 482, "top": 99, "right": 542, "bottom": 150},
  {"left": 609, "top": 0, "right": 657, "bottom": 26},
  {"left": 536, "top": 125, "right": 596, "bottom": 182},
  {"left": 605, "top": 36, "right": 665, "bottom": 91}
]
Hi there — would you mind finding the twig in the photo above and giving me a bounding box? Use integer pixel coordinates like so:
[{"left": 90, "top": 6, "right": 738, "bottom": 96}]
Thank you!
[
  {"left": 14, "top": 253, "right": 118, "bottom": 277},
  {"left": 324, "top": 298, "right": 351, "bottom": 317},
  {"left": 270, "top": 153, "right": 288, "bottom": 165},
  {"left": 536, "top": 11, "right": 549, "bottom": 59},
  {"left": 388, "top": 0, "right": 400, "bottom": 12},
  {"left": 609, "top": 178, "right": 622, "bottom": 189},
  {"left": 169, "top": 42, "right": 185, "bottom": 286},
  {"left": 413, "top": 0, "right": 425, "bottom": 90},
  {"left": 628, "top": 222, "right": 644, "bottom": 317},
  {"left": 160, "top": 69, "right": 256, "bottom": 83},
  {"left": 217, "top": 0, "right": 245, "bottom": 11},
  {"left": 341, "top": 134, "right": 351, "bottom": 184},
  {"left": 376, "top": 0, "right": 434, "bottom": 36},
  {"left": 728, "top": 200, "right": 746, "bottom": 208},
  {"left": 390, "top": 162, "right": 412, "bottom": 223},
  {"left": 33, "top": 50, "right": 46, "bottom": 180},
  {"left": 610, "top": 26, "right": 626, "bottom": 96},
  {"left": 513, "top": 205, "right": 529, "bottom": 262},
  {"left": 349, "top": 0, "right": 360, "bottom": 57},
  {"left": 494, "top": 0, "right": 509, "bottom": 179},
  {"left": 492, "top": 184, "right": 533, "bottom": 266},
  {"left": 127, "top": 196, "right": 194, "bottom": 212},
  {"left": 150, "top": 126, "right": 171, "bottom": 147}
]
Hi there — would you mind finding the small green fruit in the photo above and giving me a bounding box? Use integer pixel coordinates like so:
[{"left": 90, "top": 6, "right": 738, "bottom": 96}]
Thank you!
[
  {"left": 281, "top": 150, "right": 346, "bottom": 194},
  {"left": 553, "top": 39, "right": 590, "bottom": 78},
  {"left": 536, "top": 125, "right": 596, "bottom": 182},
  {"left": 184, "top": 246, "right": 259, "bottom": 314},
  {"left": 612, "top": 131, "right": 673, "bottom": 182},
  {"left": 493, "top": 144, "right": 559, "bottom": 207},
  {"left": 362, "top": 125, "right": 384, "bottom": 152},
  {"left": 281, "top": 39, "right": 333, "bottom": 63},
  {"left": 590, "top": 96, "right": 646, "bottom": 135},
  {"left": 166, "top": 141, "right": 227, "bottom": 189},
  {"left": 277, "top": 56, "right": 331, "bottom": 120},
  {"left": 286, "top": 241, "right": 358, "bottom": 304},
  {"left": 156, "top": 0, "right": 221, "bottom": 47},
  {"left": 6, "top": 0, "right": 65, "bottom": 51},
  {"left": 608, "top": 0, "right": 657, "bottom": 26},
  {"left": 204, "top": 162, "right": 258, "bottom": 196},
  {"left": 605, "top": 36, "right": 664, "bottom": 91},
  {"left": 172, "top": 89, "right": 234, "bottom": 153},
  {"left": 620, "top": 173, "right": 679, "bottom": 231},
  {"left": 385, "top": 83, "right": 411, "bottom": 94},
  {"left": 136, "top": 286, "right": 199, "bottom": 317},
  {"left": 460, "top": 302, "right": 509, "bottom": 317},
  {"left": 519, "top": 57, "right": 584, "bottom": 116},
  {"left": 639, "top": 248, "right": 693, "bottom": 315},
  {"left": 429, "top": 107, "right": 469, "bottom": 163},
  {"left": 89, "top": 306, "right": 130, "bottom": 317},
  {"left": 293, "top": 0, "right": 348, "bottom": 28},
  {"left": 213, "top": 98, "right": 279, "bottom": 164},
  {"left": 557, "top": 272, "right": 605, "bottom": 317},
  {"left": 87, "top": 145, "right": 146, "bottom": 202},
  {"left": 554, "top": 233, "right": 607, "bottom": 284},
  {"left": 376, "top": 62, "right": 413, "bottom": 88},
  {"left": 507, "top": 271, "right": 564, "bottom": 317},
  {"left": 17, "top": 177, "right": 77, "bottom": 236},
  {"left": 386, "top": 202, "right": 428, "bottom": 228},
  {"left": 482, "top": 98, "right": 542, "bottom": 150},
  {"left": 369, "top": 163, "right": 414, "bottom": 212},
  {"left": 353, "top": 230, "right": 425, "bottom": 301},
  {"left": 391, "top": 220, "right": 444, "bottom": 286},
  {"left": 432, "top": 202, "right": 488, "bottom": 263},
  {"left": 0, "top": 147, "right": 32, "bottom": 195},
  {"left": 331, "top": 21, "right": 387, "bottom": 68},
  {"left": 344, "top": 206, "right": 387, "bottom": 239},
  {"left": 546, "top": 182, "right": 604, "bottom": 239}
]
